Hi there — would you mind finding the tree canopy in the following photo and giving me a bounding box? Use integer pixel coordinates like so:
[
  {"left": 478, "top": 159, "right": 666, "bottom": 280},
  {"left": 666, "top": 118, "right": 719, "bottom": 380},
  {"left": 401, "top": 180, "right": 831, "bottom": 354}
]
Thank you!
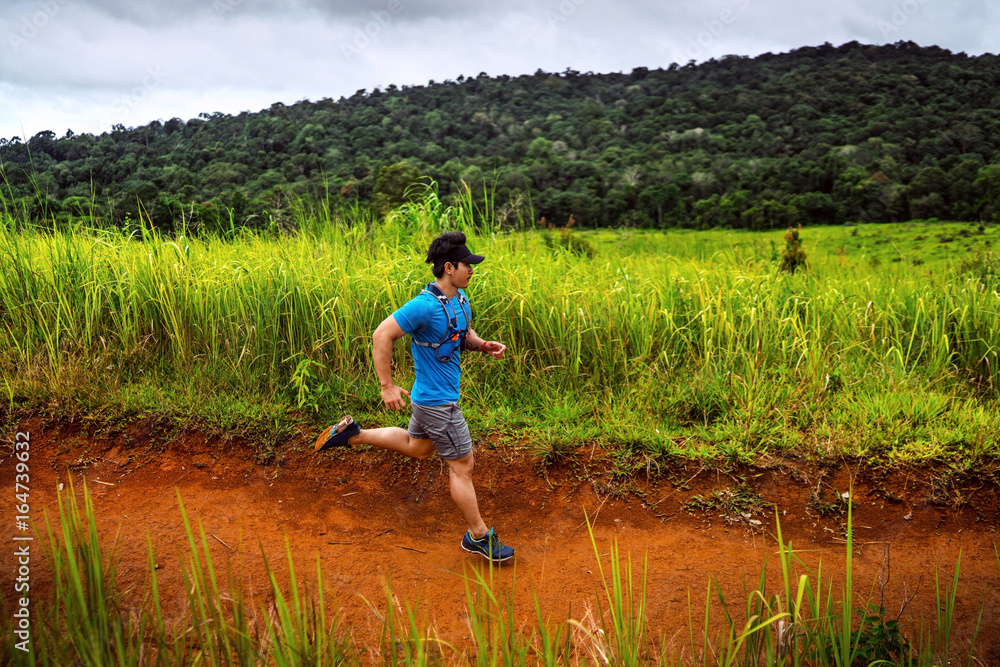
[{"left": 2, "top": 41, "right": 999, "bottom": 232}]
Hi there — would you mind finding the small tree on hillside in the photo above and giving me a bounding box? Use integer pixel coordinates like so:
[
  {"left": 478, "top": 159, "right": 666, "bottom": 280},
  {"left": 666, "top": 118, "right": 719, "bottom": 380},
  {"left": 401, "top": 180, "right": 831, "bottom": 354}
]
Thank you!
[
  {"left": 781, "top": 225, "right": 808, "bottom": 272},
  {"left": 373, "top": 162, "right": 425, "bottom": 216}
]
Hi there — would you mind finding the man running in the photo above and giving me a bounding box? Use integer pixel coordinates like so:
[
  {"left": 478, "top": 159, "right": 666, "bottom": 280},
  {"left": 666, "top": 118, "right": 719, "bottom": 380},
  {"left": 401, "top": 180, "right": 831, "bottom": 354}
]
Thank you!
[{"left": 315, "top": 231, "right": 514, "bottom": 562}]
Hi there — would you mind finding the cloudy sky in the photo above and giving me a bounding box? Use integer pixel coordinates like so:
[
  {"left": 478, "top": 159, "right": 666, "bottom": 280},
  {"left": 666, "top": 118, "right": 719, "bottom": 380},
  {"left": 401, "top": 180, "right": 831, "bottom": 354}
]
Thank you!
[{"left": 1, "top": 0, "right": 997, "bottom": 141}]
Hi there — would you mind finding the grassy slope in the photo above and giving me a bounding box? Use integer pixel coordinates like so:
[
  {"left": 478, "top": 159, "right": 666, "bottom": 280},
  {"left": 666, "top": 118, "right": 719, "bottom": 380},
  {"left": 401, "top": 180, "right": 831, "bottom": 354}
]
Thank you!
[{"left": 0, "top": 210, "right": 998, "bottom": 470}]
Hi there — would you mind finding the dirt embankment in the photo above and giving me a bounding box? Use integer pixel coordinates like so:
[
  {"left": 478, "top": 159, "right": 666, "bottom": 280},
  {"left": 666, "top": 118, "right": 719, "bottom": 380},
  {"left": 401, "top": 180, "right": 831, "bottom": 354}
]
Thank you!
[{"left": 3, "top": 417, "right": 999, "bottom": 662}]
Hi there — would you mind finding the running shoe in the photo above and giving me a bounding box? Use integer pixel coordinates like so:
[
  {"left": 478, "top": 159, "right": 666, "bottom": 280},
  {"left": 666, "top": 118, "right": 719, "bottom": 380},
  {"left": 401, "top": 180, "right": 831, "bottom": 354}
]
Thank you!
[
  {"left": 461, "top": 527, "right": 515, "bottom": 562},
  {"left": 314, "top": 415, "right": 360, "bottom": 451}
]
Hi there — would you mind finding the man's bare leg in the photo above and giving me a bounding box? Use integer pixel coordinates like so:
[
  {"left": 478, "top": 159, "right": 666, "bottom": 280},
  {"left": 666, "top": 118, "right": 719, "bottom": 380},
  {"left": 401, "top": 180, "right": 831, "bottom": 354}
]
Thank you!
[
  {"left": 348, "top": 427, "right": 435, "bottom": 459},
  {"left": 344, "top": 429, "right": 489, "bottom": 538},
  {"left": 445, "top": 453, "right": 489, "bottom": 539}
]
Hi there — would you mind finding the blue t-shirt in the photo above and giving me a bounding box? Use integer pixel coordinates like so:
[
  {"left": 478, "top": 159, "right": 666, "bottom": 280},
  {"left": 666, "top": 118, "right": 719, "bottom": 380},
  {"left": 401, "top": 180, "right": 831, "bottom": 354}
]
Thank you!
[{"left": 391, "top": 287, "right": 471, "bottom": 406}]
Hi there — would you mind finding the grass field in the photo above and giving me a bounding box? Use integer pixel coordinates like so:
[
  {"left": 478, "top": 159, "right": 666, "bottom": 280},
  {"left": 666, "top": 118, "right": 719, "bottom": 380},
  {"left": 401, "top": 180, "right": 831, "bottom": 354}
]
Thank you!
[
  {"left": 0, "top": 195, "right": 999, "bottom": 468},
  {"left": 2, "top": 194, "right": 1000, "bottom": 665}
]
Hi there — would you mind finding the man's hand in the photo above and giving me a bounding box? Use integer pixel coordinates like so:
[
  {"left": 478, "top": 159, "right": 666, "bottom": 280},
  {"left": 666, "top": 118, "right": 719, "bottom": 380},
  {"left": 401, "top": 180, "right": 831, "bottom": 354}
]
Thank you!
[
  {"left": 381, "top": 384, "right": 410, "bottom": 411},
  {"left": 373, "top": 316, "right": 407, "bottom": 409},
  {"left": 482, "top": 340, "right": 506, "bottom": 360}
]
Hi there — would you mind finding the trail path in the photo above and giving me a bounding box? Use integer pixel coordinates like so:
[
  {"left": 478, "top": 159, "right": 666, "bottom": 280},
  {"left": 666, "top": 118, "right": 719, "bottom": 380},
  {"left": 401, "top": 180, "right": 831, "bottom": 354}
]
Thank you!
[{"left": 3, "top": 418, "right": 998, "bottom": 662}]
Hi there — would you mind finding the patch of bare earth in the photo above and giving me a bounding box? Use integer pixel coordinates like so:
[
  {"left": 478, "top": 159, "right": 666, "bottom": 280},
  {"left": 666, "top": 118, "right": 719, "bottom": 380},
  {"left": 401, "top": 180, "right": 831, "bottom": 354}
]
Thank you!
[{"left": 3, "top": 417, "right": 999, "bottom": 662}]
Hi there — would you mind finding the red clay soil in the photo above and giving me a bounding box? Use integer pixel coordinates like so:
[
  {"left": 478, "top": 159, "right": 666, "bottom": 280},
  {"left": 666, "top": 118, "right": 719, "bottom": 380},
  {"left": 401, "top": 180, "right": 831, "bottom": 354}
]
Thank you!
[{"left": 3, "top": 416, "right": 999, "bottom": 663}]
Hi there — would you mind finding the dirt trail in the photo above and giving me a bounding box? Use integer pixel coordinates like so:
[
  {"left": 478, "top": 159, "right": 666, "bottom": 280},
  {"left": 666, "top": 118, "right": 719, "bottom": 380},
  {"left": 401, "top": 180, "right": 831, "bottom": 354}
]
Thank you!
[{"left": 3, "top": 418, "right": 999, "bottom": 662}]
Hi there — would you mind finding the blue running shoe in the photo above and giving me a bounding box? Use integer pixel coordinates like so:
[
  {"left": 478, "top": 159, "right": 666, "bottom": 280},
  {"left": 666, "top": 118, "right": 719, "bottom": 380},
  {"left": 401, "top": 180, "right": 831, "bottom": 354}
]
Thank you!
[
  {"left": 461, "top": 527, "right": 515, "bottom": 562},
  {"left": 314, "top": 415, "right": 360, "bottom": 451}
]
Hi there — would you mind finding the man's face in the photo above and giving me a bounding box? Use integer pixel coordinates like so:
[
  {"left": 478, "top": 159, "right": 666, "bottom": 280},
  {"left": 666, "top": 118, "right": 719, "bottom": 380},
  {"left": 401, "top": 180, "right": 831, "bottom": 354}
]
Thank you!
[{"left": 450, "top": 261, "right": 475, "bottom": 287}]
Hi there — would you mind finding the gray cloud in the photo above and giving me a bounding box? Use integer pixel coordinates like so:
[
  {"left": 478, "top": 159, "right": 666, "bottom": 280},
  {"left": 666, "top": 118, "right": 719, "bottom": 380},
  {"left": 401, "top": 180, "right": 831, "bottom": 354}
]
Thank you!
[
  {"left": 9, "top": 0, "right": 528, "bottom": 29},
  {"left": 0, "top": 0, "right": 996, "bottom": 140},
  {"left": 301, "top": 0, "right": 519, "bottom": 22}
]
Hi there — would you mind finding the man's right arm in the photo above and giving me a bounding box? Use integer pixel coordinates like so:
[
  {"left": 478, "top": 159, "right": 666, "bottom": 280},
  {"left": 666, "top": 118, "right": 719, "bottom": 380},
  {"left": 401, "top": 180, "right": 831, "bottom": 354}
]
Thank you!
[{"left": 372, "top": 315, "right": 410, "bottom": 410}]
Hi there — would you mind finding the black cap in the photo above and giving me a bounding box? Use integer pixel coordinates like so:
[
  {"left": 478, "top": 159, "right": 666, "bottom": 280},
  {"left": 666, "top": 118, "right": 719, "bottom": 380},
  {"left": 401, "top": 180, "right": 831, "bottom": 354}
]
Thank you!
[{"left": 443, "top": 244, "right": 484, "bottom": 265}]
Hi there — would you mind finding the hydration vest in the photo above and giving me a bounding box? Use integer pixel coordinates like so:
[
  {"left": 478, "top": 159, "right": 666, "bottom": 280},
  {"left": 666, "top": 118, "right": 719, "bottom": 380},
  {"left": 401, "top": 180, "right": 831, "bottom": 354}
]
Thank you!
[{"left": 412, "top": 283, "right": 471, "bottom": 363}]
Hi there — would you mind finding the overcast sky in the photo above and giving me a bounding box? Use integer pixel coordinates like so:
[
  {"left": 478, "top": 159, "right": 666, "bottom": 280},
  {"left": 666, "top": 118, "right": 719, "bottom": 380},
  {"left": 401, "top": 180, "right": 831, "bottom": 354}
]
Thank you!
[{"left": 1, "top": 0, "right": 997, "bottom": 141}]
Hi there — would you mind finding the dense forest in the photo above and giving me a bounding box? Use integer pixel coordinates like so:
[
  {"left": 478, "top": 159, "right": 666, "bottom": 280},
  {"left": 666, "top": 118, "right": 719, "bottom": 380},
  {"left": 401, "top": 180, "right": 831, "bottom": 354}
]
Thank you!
[{"left": 2, "top": 40, "right": 1000, "bottom": 232}]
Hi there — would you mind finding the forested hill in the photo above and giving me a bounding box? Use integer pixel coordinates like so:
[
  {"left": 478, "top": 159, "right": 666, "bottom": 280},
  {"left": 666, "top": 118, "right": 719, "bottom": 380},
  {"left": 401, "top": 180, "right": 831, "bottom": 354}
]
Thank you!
[{"left": 2, "top": 40, "right": 1000, "bottom": 232}]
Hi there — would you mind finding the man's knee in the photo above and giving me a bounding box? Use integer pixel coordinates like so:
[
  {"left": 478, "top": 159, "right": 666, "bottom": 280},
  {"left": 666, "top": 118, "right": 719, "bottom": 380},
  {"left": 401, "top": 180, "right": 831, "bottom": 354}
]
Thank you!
[
  {"left": 409, "top": 437, "right": 435, "bottom": 459},
  {"left": 447, "top": 452, "right": 475, "bottom": 475}
]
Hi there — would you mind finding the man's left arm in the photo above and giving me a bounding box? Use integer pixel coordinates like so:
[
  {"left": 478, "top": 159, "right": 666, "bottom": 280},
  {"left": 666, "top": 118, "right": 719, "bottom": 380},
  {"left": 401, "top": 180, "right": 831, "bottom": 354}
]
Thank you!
[{"left": 465, "top": 328, "right": 506, "bottom": 359}]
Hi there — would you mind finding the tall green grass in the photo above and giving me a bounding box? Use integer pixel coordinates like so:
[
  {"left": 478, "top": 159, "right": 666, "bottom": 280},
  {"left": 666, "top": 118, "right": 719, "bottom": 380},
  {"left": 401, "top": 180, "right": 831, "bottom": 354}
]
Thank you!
[
  {"left": 3, "top": 484, "right": 991, "bottom": 665},
  {"left": 0, "top": 194, "right": 998, "bottom": 463}
]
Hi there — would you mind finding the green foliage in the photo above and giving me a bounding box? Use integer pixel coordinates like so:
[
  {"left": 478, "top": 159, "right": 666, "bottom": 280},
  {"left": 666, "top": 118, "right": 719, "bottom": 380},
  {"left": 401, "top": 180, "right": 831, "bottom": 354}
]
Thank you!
[
  {"left": 683, "top": 486, "right": 767, "bottom": 527},
  {"left": 807, "top": 486, "right": 852, "bottom": 517},
  {"left": 582, "top": 514, "right": 649, "bottom": 666},
  {"left": 974, "top": 163, "right": 1000, "bottom": 221},
  {"left": 373, "top": 161, "right": 425, "bottom": 215},
  {"left": 742, "top": 199, "right": 800, "bottom": 231},
  {"left": 955, "top": 248, "right": 1000, "bottom": 289},
  {"left": 540, "top": 215, "right": 596, "bottom": 258},
  {"left": 38, "top": 481, "right": 144, "bottom": 665},
  {"left": 287, "top": 357, "right": 332, "bottom": 413},
  {"left": 3, "top": 206, "right": 1000, "bottom": 466},
  {"left": 462, "top": 564, "right": 532, "bottom": 666},
  {"left": 833, "top": 603, "right": 912, "bottom": 666},
  {"left": 3, "top": 43, "right": 1000, "bottom": 232},
  {"left": 261, "top": 541, "right": 355, "bottom": 666},
  {"left": 780, "top": 225, "right": 808, "bottom": 272}
]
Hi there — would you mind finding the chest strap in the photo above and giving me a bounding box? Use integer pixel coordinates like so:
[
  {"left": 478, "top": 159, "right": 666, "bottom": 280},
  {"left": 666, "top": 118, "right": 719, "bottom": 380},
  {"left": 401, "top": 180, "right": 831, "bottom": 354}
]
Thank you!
[{"left": 412, "top": 283, "right": 471, "bottom": 350}]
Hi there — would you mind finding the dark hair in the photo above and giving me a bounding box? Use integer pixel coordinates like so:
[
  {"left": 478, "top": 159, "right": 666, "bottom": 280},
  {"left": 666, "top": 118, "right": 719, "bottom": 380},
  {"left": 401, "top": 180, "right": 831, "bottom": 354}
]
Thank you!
[{"left": 426, "top": 231, "right": 467, "bottom": 278}]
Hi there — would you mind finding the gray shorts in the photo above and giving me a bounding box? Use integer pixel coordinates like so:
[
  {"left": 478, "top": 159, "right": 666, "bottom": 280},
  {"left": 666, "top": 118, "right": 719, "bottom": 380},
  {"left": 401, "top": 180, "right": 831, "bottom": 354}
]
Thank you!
[{"left": 407, "top": 402, "right": 473, "bottom": 460}]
